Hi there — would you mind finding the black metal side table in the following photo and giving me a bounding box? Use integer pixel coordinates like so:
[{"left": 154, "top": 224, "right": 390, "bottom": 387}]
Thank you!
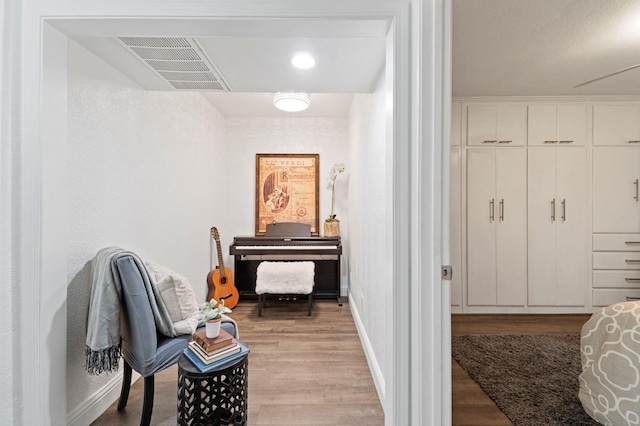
[{"left": 177, "top": 352, "right": 249, "bottom": 426}]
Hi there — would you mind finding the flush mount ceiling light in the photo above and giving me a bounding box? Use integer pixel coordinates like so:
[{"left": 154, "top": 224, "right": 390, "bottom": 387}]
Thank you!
[
  {"left": 291, "top": 52, "right": 316, "bottom": 69},
  {"left": 273, "top": 92, "right": 310, "bottom": 112}
]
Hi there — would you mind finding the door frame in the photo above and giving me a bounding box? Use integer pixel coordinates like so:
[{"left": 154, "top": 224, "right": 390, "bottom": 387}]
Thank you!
[{"left": 16, "top": 1, "right": 450, "bottom": 424}]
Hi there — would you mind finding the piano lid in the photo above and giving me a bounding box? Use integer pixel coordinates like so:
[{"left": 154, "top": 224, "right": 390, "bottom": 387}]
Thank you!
[
  {"left": 231, "top": 236, "right": 340, "bottom": 245},
  {"left": 265, "top": 222, "right": 310, "bottom": 237}
]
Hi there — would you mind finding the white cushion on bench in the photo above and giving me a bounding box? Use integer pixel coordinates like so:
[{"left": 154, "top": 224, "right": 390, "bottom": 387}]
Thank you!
[{"left": 255, "top": 261, "right": 315, "bottom": 295}]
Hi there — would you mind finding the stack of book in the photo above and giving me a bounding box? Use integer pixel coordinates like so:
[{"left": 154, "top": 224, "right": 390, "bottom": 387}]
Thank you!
[{"left": 184, "top": 328, "right": 249, "bottom": 372}]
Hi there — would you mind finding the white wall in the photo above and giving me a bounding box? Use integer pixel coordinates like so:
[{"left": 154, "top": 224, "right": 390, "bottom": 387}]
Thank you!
[
  {"left": 65, "top": 40, "right": 227, "bottom": 423},
  {"left": 0, "top": 0, "right": 21, "bottom": 423},
  {"left": 223, "top": 116, "right": 350, "bottom": 295},
  {"left": 347, "top": 72, "right": 390, "bottom": 403}
]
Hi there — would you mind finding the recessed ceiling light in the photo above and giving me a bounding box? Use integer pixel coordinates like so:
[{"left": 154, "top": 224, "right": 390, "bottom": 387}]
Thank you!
[
  {"left": 291, "top": 52, "right": 315, "bottom": 70},
  {"left": 273, "top": 92, "right": 310, "bottom": 112}
]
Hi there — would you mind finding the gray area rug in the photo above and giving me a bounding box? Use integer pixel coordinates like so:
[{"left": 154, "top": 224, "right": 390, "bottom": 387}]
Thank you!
[{"left": 452, "top": 335, "right": 600, "bottom": 426}]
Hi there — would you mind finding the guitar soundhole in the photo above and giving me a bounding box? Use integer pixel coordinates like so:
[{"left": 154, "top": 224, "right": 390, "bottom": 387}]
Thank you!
[{"left": 220, "top": 277, "right": 227, "bottom": 285}]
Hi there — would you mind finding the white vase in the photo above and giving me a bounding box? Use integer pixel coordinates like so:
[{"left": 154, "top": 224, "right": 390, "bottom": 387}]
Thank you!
[{"left": 205, "top": 318, "right": 222, "bottom": 338}]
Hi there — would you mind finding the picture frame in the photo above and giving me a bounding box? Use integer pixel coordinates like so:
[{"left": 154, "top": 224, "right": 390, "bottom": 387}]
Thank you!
[{"left": 255, "top": 153, "right": 319, "bottom": 236}]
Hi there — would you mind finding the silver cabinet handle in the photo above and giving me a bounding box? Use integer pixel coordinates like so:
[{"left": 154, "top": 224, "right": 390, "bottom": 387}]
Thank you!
[
  {"left": 625, "top": 278, "right": 640, "bottom": 282},
  {"left": 499, "top": 199, "right": 504, "bottom": 221},
  {"left": 498, "top": 140, "right": 512, "bottom": 144},
  {"left": 551, "top": 199, "right": 556, "bottom": 222},
  {"left": 561, "top": 199, "right": 566, "bottom": 222},
  {"left": 625, "top": 259, "right": 640, "bottom": 264},
  {"left": 544, "top": 140, "right": 558, "bottom": 144},
  {"left": 559, "top": 140, "right": 574, "bottom": 144},
  {"left": 489, "top": 199, "right": 495, "bottom": 222},
  {"left": 626, "top": 296, "right": 640, "bottom": 301},
  {"left": 626, "top": 241, "right": 640, "bottom": 245},
  {"left": 482, "top": 140, "right": 497, "bottom": 144},
  {"left": 628, "top": 141, "right": 640, "bottom": 144},
  {"left": 635, "top": 179, "right": 639, "bottom": 202}
]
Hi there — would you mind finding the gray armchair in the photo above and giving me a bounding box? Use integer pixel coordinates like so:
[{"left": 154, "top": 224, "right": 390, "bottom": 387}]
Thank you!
[{"left": 115, "top": 255, "right": 237, "bottom": 426}]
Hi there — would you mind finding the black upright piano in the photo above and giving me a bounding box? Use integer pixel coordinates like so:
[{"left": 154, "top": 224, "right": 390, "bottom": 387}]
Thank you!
[{"left": 229, "top": 222, "right": 342, "bottom": 304}]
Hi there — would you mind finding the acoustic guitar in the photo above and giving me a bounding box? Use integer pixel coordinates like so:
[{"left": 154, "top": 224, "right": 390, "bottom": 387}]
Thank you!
[{"left": 206, "top": 227, "right": 239, "bottom": 309}]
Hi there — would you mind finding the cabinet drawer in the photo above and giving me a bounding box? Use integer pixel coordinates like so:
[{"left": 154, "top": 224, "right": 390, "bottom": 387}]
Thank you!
[
  {"left": 593, "top": 234, "right": 640, "bottom": 251},
  {"left": 593, "top": 252, "right": 640, "bottom": 270},
  {"left": 593, "top": 271, "right": 640, "bottom": 288},
  {"left": 593, "top": 289, "right": 640, "bottom": 307}
]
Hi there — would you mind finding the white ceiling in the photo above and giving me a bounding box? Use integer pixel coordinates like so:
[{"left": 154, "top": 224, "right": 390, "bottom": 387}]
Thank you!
[
  {"left": 66, "top": 18, "right": 388, "bottom": 118},
  {"left": 65, "top": 1, "right": 640, "bottom": 117},
  {"left": 453, "top": 0, "right": 640, "bottom": 97}
]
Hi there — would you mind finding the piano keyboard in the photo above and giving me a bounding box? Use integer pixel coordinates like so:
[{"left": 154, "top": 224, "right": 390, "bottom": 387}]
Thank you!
[
  {"left": 242, "top": 254, "right": 338, "bottom": 261},
  {"left": 232, "top": 245, "right": 338, "bottom": 251}
]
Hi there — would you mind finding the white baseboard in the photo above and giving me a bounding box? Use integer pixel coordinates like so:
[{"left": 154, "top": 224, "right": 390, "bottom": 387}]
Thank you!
[
  {"left": 348, "top": 292, "right": 386, "bottom": 408},
  {"left": 341, "top": 284, "right": 349, "bottom": 297},
  {"left": 67, "top": 371, "right": 141, "bottom": 426}
]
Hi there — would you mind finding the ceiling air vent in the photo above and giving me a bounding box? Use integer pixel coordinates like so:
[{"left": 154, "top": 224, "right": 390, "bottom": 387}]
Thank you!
[{"left": 117, "top": 37, "right": 231, "bottom": 91}]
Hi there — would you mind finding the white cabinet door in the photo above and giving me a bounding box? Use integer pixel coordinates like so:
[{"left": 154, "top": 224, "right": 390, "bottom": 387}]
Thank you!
[
  {"left": 467, "top": 148, "right": 526, "bottom": 306},
  {"left": 557, "top": 104, "right": 587, "bottom": 146},
  {"left": 497, "top": 105, "right": 527, "bottom": 146},
  {"left": 528, "top": 104, "right": 586, "bottom": 146},
  {"left": 555, "top": 148, "right": 586, "bottom": 306},
  {"left": 593, "top": 148, "right": 640, "bottom": 232},
  {"left": 593, "top": 105, "right": 640, "bottom": 146},
  {"left": 467, "top": 104, "right": 527, "bottom": 146},
  {"left": 451, "top": 103, "right": 462, "bottom": 147},
  {"left": 528, "top": 105, "right": 557, "bottom": 146},
  {"left": 528, "top": 148, "right": 586, "bottom": 306},
  {"left": 495, "top": 149, "right": 527, "bottom": 306},
  {"left": 450, "top": 146, "right": 462, "bottom": 307},
  {"left": 527, "top": 149, "right": 557, "bottom": 305},
  {"left": 467, "top": 105, "right": 497, "bottom": 146},
  {"left": 467, "top": 149, "right": 497, "bottom": 305}
]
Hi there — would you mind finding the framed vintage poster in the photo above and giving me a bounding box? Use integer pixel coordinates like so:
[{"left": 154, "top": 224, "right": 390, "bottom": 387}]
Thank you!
[{"left": 255, "top": 153, "right": 319, "bottom": 236}]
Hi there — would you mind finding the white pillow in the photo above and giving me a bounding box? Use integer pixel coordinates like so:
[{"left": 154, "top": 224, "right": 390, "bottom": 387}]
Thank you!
[{"left": 145, "top": 261, "right": 202, "bottom": 335}]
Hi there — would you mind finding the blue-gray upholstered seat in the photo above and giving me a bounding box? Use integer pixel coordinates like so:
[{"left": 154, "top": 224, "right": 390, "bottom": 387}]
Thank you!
[{"left": 116, "top": 255, "right": 237, "bottom": 425}]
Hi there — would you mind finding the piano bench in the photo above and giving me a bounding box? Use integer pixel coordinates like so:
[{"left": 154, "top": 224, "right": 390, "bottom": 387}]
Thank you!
[
  {"left": 257, "top": 293, "right": 313, "bottom": 317},
  {"left": 255, "top": 261, "right": 315, "bottom": 317}
]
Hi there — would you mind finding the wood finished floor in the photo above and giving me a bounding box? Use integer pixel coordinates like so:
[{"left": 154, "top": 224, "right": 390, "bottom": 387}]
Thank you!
[
  {"left": 91, "top": 306, "right": 593, "bottom": 426},
  {"left": 451, "top": 313, "right": 592, "bottom": 426},
  {"left": 91, "top": 299, "right": 384, "bottom": 426}
]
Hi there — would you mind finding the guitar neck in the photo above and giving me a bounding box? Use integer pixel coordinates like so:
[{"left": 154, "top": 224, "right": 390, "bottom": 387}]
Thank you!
[{"left": 215, "top": 239, "right": 226, "bottom": 278}]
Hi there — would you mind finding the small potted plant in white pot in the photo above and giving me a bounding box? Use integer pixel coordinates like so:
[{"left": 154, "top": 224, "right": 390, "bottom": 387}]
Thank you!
[{"left": 200, "top": 298, "right": 232, "bottom": 338}]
